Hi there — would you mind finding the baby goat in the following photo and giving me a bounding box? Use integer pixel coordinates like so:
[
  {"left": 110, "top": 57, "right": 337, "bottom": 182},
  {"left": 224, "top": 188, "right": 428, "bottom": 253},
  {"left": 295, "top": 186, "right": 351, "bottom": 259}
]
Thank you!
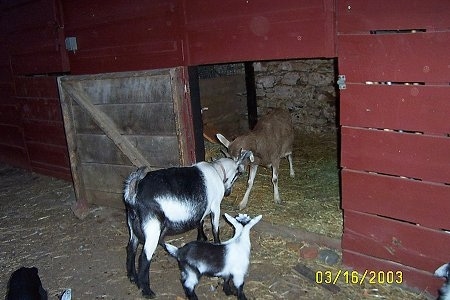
[
  {"left": 165, "top": 213, "right": 262, "bottom": 300},
  {"left": 217, "top": 107, "right": 295, "bottom": 209},
  {"left": 435, "top": 262, "right": 450, "bottom": 300},
  {"left": 123, "top": 150, "right": 253, "bottom": 298}
]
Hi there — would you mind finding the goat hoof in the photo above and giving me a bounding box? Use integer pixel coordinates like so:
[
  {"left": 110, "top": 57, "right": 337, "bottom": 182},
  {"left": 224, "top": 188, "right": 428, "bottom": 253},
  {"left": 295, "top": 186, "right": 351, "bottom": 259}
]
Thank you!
[
  {"left": 127, "top": 274, "right": 137, "bottom": 284},
  {"left": 141, "top": 288, "right": 156, "bottom": 299}
]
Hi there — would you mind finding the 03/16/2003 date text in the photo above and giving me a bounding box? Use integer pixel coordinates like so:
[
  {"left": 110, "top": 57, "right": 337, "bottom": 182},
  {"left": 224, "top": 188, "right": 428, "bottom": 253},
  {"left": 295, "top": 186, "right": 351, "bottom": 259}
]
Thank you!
[{"left": 315, "top": 270, "right": 403, "bottom": 285}]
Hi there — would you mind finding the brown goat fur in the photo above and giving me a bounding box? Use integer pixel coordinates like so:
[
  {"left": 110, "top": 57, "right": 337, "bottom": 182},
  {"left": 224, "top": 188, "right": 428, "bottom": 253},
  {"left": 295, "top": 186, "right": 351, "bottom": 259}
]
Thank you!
[{"left": 217, "top": 108, "right": 295, "bottom": 209}]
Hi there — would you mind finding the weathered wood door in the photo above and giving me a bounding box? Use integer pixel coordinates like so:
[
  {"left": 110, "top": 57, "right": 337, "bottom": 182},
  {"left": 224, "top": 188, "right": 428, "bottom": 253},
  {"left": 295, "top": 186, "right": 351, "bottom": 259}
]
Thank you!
[
  {"left": 337, "top": 0, "right": 450, "bottom": 296},
  {"left": 58, "top": 67, "right": 195, "bottom": 218}
]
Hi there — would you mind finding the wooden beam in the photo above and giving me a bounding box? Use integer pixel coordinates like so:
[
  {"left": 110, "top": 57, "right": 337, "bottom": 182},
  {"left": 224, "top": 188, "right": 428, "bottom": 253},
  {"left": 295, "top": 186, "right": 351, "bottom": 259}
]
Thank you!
[{"left": 61, "top": 82, "right": 152, "bottom": 168}]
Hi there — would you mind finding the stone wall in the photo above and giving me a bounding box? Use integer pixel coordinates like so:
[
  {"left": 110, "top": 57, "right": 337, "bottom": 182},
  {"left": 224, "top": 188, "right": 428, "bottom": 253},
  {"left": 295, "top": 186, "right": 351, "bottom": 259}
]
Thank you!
[
  {"left": 198, "top": 58, "right": 338, "bottom": 135},
  {"left": 254, "top": 59, "right": 337, "bottom": 133}
]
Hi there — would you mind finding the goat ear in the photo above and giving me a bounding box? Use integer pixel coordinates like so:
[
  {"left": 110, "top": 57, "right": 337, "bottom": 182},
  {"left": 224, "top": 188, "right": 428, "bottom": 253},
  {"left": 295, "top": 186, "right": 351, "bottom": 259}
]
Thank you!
[
  {"left": 248, "top": 215, "right": 262, "bottom": 228},
  {"left": 435, "top": 263, "right": 450, "bottom": 278},
  {"left": 216, "top": 133, "right": 230, "bottom": 148},
  {"left": 224, "top": 213, "right": 239, "bottom": 227}
]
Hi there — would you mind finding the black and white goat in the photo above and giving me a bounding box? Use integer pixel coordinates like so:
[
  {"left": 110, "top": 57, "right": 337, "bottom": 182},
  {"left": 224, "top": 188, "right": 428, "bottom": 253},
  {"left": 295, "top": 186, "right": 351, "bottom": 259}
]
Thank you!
[
  {"left": 123, "top": 150, "right": 253, "bottom": 298},
  {"left": 164, "top": 213, "right": 262, "bottom": 300},
  {"left": 217, "top": 107, "right": 295, "bottom": 209},
  {"left": 435, "top": 262, "right": 450, "bottom": 300}
]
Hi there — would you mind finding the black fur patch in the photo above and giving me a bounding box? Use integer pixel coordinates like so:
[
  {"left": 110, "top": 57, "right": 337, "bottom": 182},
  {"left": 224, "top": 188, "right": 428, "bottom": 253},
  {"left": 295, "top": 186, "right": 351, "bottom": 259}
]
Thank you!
[{"left": 7, "top": 267, "right": 48, "bottom": 300}]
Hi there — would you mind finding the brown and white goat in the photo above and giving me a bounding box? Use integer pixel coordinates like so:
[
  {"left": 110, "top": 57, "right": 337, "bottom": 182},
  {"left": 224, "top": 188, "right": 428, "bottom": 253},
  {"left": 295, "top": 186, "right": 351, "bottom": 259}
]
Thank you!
[{"left": 217, "top": 108, "right": 295, "bottom": 209}]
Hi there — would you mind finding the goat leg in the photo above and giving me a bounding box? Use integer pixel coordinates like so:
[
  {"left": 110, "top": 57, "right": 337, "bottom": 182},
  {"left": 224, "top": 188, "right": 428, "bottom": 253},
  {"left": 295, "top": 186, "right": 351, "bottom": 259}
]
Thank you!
[
  {"left": 223, "top": 277, "right": 237, "bottom": 296},
  {"left": 272, "top": 160, "right": 281, "bottom": 204},
  {"left": 196, "top": 220, "right": 207, "bottom": 241},
  {"left": 210, "top": 211, "right": 221, "bottom": 243},
  {"left": 126, "top": 236, "right": 139, "bottom": 283},
  {"left": 137, "top": 250, "right": 155, "bottom": 298},
  {"left": 239, "top": 164, "right": 258, "bottom": 209},
  {"left": 287, "top": 153, "right": 295, "bottom": 178}
]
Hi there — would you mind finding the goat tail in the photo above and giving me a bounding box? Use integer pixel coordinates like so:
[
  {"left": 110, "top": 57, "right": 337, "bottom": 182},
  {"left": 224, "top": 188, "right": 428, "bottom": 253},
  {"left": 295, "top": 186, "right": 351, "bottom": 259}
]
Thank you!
[
  {"left": 124, "top": 167, "right": 148, "bottom": 206},
  {"left": 164, "top": 243, "right": 179, "bottom": 258}
]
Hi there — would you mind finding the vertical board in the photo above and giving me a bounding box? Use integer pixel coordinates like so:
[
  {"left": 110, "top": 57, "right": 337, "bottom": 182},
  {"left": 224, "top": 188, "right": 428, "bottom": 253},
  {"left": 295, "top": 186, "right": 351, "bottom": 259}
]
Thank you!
[
  {"left": 2, "top": 0, "right": 69, "bottom": 75},
  {"left": 15, "top": 76, "right": 72, "bottom": 180},
  {"left": 184, "top": 0, "right": 336, "bottom": 65},
  {"left": 58, "top": 67, "right": 194, "bottom": 215},
  {"left": 337, "top": 1, "right": 450, "bottom": 296}
]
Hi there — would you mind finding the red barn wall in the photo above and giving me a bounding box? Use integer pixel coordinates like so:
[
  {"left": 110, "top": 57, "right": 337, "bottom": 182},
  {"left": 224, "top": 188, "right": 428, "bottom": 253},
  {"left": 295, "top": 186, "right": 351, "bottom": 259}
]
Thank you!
[
  {"left": 337, "top": 0, "right": 450, "bottom": 295},
  {"left": 183, "top": 0, "right": 335, "bottom": 65},
  {"left": 0, "top": 0, "right": 335, "bottom": 179},
  {"left": 0, "top": 0, "right": 70, "bottom": 179}
]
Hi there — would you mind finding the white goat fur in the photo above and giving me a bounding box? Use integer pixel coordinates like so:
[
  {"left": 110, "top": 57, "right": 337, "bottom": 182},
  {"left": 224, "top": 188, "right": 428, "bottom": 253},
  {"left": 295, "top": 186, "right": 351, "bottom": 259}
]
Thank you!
[
  {"left": 217, "top": 108, "right": 294, "bottom": 209},
  {"left": 165, "top": 213, "right": 262, "bottom": 300},
  {"left": 435, "top": 263, "right": 450, "bottom": 300},
  {"left": 123, "top": 152, "right": 252, "bottom": 298}
]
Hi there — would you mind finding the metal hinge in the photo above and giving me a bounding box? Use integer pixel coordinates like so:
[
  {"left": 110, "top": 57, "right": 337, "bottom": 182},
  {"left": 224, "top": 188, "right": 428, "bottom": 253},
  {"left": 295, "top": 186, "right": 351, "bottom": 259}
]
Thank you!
[
  {"left": 65, "top": 37, "right": 78, "bottom": 53},
  {"left": 337, "top": 75, "right": 346, "bottom": 90}
]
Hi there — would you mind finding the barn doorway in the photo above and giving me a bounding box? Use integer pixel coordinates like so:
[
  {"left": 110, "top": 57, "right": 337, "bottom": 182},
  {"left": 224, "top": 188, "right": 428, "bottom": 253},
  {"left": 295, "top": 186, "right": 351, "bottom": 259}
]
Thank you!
[{"left": 190, "top": 58, "right": 342, "bottom": 239}]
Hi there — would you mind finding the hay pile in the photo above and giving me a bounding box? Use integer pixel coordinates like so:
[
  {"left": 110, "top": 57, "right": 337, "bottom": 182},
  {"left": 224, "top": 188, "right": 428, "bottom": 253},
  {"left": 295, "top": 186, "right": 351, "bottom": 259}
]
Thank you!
[{"left": 206, "top": 131, "right": 342, "bottom": 238}]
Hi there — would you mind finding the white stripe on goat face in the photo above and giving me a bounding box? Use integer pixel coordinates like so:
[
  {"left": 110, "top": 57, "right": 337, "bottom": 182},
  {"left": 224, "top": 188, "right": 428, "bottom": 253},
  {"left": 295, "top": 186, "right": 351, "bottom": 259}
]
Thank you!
[{"left": 156, "top": 196, "right": 199, "bottom": 223}]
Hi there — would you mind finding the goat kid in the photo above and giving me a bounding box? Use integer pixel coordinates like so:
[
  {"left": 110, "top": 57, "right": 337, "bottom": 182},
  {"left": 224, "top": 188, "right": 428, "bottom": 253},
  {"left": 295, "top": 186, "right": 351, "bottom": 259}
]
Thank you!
[
  {"left": 217, "top": 108, "right": 295, "bottom": 209},
  {"left": 123, "top": 150, "right": 253, "bottom": 298},
  {"left": 164, "top": 213, "right": 262, "bottom": 300},
  {"left": 435, "top": 262, "right": 450, "bottom": 300}
]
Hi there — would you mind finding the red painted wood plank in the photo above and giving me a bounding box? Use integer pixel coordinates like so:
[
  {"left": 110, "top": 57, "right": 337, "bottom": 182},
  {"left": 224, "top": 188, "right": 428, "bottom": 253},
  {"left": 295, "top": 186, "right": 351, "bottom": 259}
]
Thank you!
[
  {"left": 62, "top": 0, "right": 184, "bottom": 74},
  {"left": 0, "top": 124, "right": 25, "bottom": 147},
  {"left": 342, "top": 250, "right": 442, "bottom": 298},
  {"left": 341, "top": 127, "right": 450, "bottom": 184},
  {"left": 342, "top": 210, "right": 450, "bottom": 274},
  {"left": 23, "top": 120, "right": 67, "bottom": 146},
  {"left": 31, "top": 165, "right": 72, "bottom": 181},
  {"left": 0, "top": 104, "right": 21, "bottom": 126},
  {"left": 67, "top": 41, "right": 183, "bottom": 75},
  {"left": 27, "top": 142, "right": 70, "bottom": 169},
  {"left": 62, "top": 0, "right": 178, "bottom": 28},
  {"left": 3, "top": 0, "right": 69, "bottom": 75},
  {"left": 337, "top": 32, "right": 450, "bottom": 83},
  {"left": 0, "top": 144, "right": 30, "bottom": 170},
  {"left": 21, "top": 99, "right": 63, "bottom": 122},
  {"left": 15, "top": 76, "right": 59, "bottom": 99},
  {"left": 342, "top": 169, "right": 450, "bottom": 230},
  {"left": 10, "top": 50, "right": 69, "bottom": 76},
  {"left": 340, "top": 84, "right": 450, "bottom": 135},
  {"left": 185, "top": 0, "right": 335, "bottom": 64},
  {"left": 337, "top": 0, "right": 450, "bottom": 33},
  {"left": 1, "top": 0, "right": 56, "bottom": 33}
]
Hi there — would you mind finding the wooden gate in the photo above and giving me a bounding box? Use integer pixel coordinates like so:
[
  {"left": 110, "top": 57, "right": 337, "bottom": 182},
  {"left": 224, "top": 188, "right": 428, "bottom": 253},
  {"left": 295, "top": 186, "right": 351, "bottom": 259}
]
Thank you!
[
  {"left": 58, "top": 67, "right": 195, "bottom": 218},
  {"left": 337, "top": 0, "right": 450, "bottom": 295}
]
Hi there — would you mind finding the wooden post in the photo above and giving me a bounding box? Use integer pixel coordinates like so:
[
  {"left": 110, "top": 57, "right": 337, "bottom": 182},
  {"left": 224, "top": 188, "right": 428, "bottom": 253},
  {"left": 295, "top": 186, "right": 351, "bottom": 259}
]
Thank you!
[{"left": 245, "top": 62, "right": 257, "bottom": 130}]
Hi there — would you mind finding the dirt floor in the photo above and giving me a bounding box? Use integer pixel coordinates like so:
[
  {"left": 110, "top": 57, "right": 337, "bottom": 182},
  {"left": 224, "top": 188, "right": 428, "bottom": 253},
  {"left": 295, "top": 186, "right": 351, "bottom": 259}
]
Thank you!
[{"left": 0, "top": 157, "right": 433, "bottom": 299}]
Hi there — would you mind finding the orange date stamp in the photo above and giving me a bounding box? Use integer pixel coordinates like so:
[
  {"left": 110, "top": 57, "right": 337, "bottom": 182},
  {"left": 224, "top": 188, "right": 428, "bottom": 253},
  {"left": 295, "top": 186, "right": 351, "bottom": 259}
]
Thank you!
[{"left": 315, "top": 270, "right": 403, "bottom": 285}]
